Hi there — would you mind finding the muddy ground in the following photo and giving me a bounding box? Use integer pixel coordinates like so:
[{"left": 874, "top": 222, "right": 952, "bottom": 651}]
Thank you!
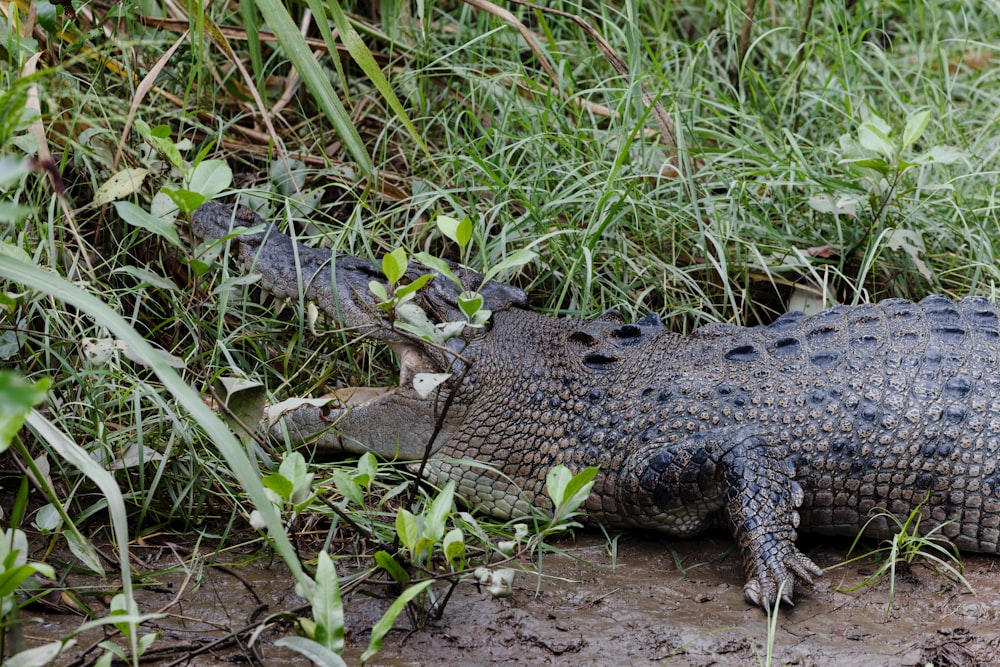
[{"left": 13, "top": 533, "right": 1000, "bottom": 666}]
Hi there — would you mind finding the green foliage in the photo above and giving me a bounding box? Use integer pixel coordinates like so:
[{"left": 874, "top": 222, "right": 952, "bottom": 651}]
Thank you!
[
  {"left": 0, "top": 371, "right": 49, "bottom": 453},
  {"left": 831, "top": 497, "right": 974, "bottom": 619}
]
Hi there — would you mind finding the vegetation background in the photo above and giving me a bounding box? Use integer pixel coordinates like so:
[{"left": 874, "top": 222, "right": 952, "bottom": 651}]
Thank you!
[{"left": 0, "top": 0, "right": 998, "bottom": 664}]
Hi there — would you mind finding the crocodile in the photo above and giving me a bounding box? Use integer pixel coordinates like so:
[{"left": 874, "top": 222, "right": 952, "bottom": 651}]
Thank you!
[{"left": 191, "top": 202, "right": 1000, "bottom": 609}]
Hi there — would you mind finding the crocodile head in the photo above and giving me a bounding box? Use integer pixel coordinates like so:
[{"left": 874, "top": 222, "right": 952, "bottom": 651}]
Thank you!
[{"left": 191, "top": 202, "right": 529, "bottom": 459}]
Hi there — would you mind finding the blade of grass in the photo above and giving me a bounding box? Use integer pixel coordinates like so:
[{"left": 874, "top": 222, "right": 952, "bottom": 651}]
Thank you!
[
  {"left": 251, "top": 0, "right": 373, "bottom": 175},
  {"left": 0, "top": 254, "right": 311, "bottom": 591},
  {"left": 311, "top": 0, "right": 438, "bottom": 172}
]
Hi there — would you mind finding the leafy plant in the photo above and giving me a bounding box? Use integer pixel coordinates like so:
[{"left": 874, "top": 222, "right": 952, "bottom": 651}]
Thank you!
[{"left": 830, "top": 497, "right": 974, "bottom": 619}]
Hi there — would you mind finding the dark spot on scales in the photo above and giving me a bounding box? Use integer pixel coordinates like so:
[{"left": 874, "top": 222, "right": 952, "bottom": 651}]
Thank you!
[
  {"left": 725, "top": 345, "right": 759, "bottom": 362},
  {"left": 945, "top": 378, "right": 972, "bottom": 398},
  {"left": 810, "top": 351, "right": 840, "bottom": 368},
  {"left": 584, "top": 353, "right": 617, "bottom": 369},
  {"left": 569, "top": 331, "right": 596, "bottom": 346},
  {"left": 933, "top": 326, "right": 966, "bottom": 342},
  {"left": 771, "top": 337, "right": 801, "bottom": 356}
]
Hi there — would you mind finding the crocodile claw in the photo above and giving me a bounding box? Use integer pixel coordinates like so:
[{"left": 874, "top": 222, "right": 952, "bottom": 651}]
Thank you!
[{"left": 743, "top": 548, "right": 823, "bottom": 610}]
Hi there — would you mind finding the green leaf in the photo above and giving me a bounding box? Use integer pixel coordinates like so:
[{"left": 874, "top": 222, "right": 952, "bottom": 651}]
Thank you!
[
  {"left": 368, "top": 281, "right": 389, "bottom": 304},
  {"left": 413, "top": 252, "right": 462, "bottom": 286},
  {"left": 0, "top": 201, "right": 33, "bottom": 223},
  {"left": 274, "top": 637, "right": 349, "bottom": 667},
  {"left": 356, "top": 452, "right": 377, "bottom": 489},
  {"left": 184, "top": 159, "right": 232, "bottom": 199},
  {"left": 161, "top": 187, "right": 206, "bottom": 215},
  {"left": 332, "top": 470, "right": 365, "bottom": 507},
  {"left": 425, "top": 481, "right": 456, "bottom": 543},
  {"left": 560, "top": 466, "right": 598, "bottom": 510},
  {"left": 373, "top": 550, "right": 410, "bottom": 586},
  {"left": 443, "top": 527, "right": 465, "bottom": 566},
  {"left": 901, "top": 109, "right": 931, "bottom": 151},
  {"left": 394, "top": 273, "right": 434, "bottom": 301},
  {"left": 135, "top": 119, "right": 185, "bottom": 170},
  {"left": 0, "top": 371, "right": 49, "bottom": 453},
  {"left": 361, "top": 580, "right": 434, "bottom": 664},
  {"left": 382, "top": 248, "right": 408, "bottom": 286},
  {"left": 395, "top": 509, "right": 419, "bottom": 553},
  {"left": 4, "top": 640, "right": 75, "bottom": 667},
  {"left": 857, "top": 120, "right": 895, "bottom": 159},
  {"left": 263, "top": 472, "right": 294, "bottom": 502},
  {"left": 436, "top": 214, "right": 473, "bottom": 249},
  {"left": 458, "top": 291, "right": 483, "bottom": 320},
  {"left": 113, "top": 201, "right": 184, "bottom": 248},
  {"left": 482, "top": 249, "right": 537, "bottom": 284},
  {"left": 545, "top": 466, "right": 571, "bottom": 504},
  {"left": 312, "top": 551, "right": 345, "bottom": 654}
]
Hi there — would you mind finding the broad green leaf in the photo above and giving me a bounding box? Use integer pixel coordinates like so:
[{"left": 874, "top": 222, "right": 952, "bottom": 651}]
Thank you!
[
  {"left": 93, "top": 168, "right": 149, "bottom": 206},
  {"left": 425, "top": 481, "right": 456, "bottom": 542},
  {"left": 458, "top": 291, "right": 483, "bottom": 320},
  {"left": 160, "top": 187, "right": 206, "bottom": 215},
  {"left": 382, "top": 248, "right": 408, "bottom": 286},
  {"left": 443, "top": 527, "right": 465, "bottom": 566},
  {"left": 436, "top": 214, "right": 472, "bottom": 249},
  {"left": 356, "top": 452, "right": 377, "bottom": 489},
  {"left": 274, "top": 637, "right": 349, "bottom": 667},
  {"left": 0, "top": 201, "right": 31, "bottom": 223},
  {"left": 396, "top": 508, "right": 419, "bottom": 553},
  {"left": 857, "top": 121, "right": 894, "bottom": 159},
  {"left": 113, "top": 201, "right": 183, "bottom": 248},
  {"left": 135, "top": 119, "right": 185, "bottom": 170},
  {"left": 184, "top": 159, "right": 233, "bottom": 199},
  {"left": 413, "top": 252, "right": 461, "bottom": 286},
  {"left": 545, "top": 465, "right": 571, "bottom": 504},
  {"left": 368, "top": 280, "right": 389, "bottom": 304},
  {"left": 394, "top": 273, "right": 434, "bottom": 301},
  {"left": 332, "top": 470, "right": 365, "bottom": 507},
  {"left": 4, "top": 640, "right": 74, "bottom": 667},
  {"left": 0, "top": 371, "right": 49, "bottom": 452},
  {"left": 373, "top": 550, "right": 410, "bottom": 586},
  {"left": 560, "top": 466, "right": 598, "bottom": 510},
  {"left": 360, "top": 580, "right": 433, "bottom": 664},
  {"left": 901, "top": 109, "right": 931, "bottom": 151},
  {"left": 262, "top": 472, "right": 294, "bottom": 502},
  {"left": 312, "top": 551, "right": 345, "bottom": 654}
]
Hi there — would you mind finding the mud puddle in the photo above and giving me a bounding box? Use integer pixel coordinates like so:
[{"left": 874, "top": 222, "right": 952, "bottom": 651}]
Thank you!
[{"left": 12, "top": 535, "right": 1000, "bottom": 666}]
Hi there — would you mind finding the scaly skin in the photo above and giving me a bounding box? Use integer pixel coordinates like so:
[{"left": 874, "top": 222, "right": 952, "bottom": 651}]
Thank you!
[{"left": 191, "top": 202, "right": 1000, "bottom": 609}]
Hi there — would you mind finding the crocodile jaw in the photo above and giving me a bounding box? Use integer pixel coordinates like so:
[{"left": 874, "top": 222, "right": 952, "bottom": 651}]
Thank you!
[{"left": 266, "top": 341, "right": 466, "bottom": 460}]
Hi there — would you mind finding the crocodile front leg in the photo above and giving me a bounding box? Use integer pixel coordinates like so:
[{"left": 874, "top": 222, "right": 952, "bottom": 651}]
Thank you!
[
  {"left": 717, "top": 431, "right": 823, "bottom": 608},
  {"left": 621, "top": 425, "right": 823, "bottom": 608}
]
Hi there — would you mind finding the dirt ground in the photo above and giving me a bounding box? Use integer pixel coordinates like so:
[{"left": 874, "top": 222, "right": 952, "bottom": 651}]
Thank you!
[{"left": 14, "top": 532, "right": 1000, "bottom": 666}]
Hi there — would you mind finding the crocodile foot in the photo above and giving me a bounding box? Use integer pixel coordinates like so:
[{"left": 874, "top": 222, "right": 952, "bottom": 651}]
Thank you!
[{"left": 742, "top": 540, "right": 823, "bottom": 609}]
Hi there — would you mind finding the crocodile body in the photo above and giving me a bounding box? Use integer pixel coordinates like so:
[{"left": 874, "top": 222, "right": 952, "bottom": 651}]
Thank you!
[{"left": 192, "top": 202, "right": 1000, "bottom": 608}]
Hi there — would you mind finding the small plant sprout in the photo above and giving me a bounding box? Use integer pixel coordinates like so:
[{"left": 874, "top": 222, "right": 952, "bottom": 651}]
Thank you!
[{"left": 830, "top": 496, "right": 974, "bottom": 619}]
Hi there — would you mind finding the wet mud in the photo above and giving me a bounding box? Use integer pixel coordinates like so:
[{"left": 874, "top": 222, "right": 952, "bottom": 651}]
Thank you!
[{"left": 13, "top": 534, "right": 1000, "bottom": 666}]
